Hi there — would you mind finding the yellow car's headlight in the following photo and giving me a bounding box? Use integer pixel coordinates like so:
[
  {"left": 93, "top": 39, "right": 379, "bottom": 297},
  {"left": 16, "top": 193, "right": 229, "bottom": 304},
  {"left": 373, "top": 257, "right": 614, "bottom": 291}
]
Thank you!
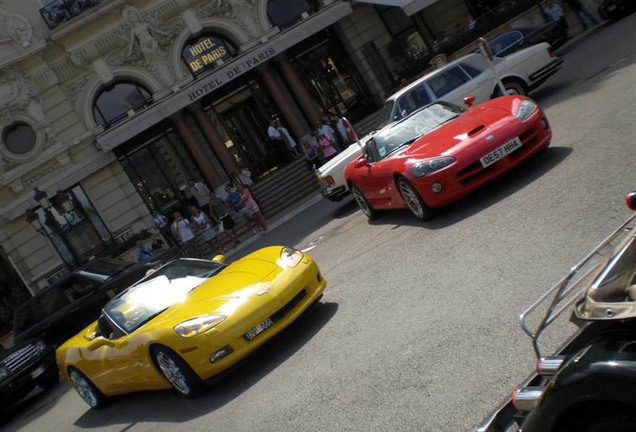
[
  {"left": 174, "top": 315, "right": 226, "bottom": 337},
  {"left": 279, "top": 247, "right": 303, "bottom": 268}
]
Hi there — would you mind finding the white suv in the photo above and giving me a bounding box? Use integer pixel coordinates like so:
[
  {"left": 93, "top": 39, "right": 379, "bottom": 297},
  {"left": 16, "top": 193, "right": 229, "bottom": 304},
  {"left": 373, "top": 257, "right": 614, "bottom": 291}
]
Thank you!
[{"left": 317, "top": 43, "right": 562, "bottom": 202}]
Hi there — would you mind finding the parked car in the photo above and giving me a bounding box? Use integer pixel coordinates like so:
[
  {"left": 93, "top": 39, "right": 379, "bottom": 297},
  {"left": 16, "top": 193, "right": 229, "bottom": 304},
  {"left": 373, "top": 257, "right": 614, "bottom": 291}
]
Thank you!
[
  {"left": 598, "top": 0, "right": 636, "bottom": 20},
  {"left": 317, "top": 44, "right": 562, "bottom": 202},
  {"left": 344, "top": 95, "right": 551, "bottom": 221},
  {"left": 476, "top": 192, "right": 636, "bottom": 432},
  {"left": 0, "top": 339, "right": 59, "bottom": 423},
  {"left": 487, "top": 22, "right": 568, "bottom": 58},
  {"left": 56, "top": 247, "right": 327, "bottom": 407},
  {"left": 13, "top": 256, "right": 170, "bottom": 346}
]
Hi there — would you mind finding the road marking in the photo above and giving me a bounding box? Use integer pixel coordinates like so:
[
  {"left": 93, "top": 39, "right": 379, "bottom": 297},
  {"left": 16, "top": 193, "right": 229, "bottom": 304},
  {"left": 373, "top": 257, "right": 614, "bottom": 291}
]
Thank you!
[{"left": 301, "top": 245, "right": 316, "bottom": 252}]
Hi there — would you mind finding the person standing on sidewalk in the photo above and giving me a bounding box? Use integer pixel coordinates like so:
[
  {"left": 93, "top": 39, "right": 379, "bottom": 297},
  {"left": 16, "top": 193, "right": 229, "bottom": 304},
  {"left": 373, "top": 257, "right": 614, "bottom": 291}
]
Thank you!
[
  {"left": 190, "top": 206, "right": 225, "bottom": 254},
  {"left": 237, "top": 184, "right": 268, "bottom": 233},
  {"left": 185, "top": 180, "right": 211, "bottom": 213},
  {"left": 209, "top": 192, "right": 240, "bottom": 247},
  {"left": 317, "top": 118, "right": 339, "bottom": 152},
  {"left": 150, "top": 209, "right": 177, "bottom": 247},
  {"left": 171, "top": 211, "right": 198, "bottom": 258},
  {"left": 565, "top": 0, "right": 599, "bottom": 29}
]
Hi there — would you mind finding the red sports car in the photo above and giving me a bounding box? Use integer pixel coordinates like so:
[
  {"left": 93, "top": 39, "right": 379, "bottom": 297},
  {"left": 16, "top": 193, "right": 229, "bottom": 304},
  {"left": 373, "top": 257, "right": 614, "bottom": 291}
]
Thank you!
[{"left": 344, "top": 95, "right": 551, "bottom": 220}]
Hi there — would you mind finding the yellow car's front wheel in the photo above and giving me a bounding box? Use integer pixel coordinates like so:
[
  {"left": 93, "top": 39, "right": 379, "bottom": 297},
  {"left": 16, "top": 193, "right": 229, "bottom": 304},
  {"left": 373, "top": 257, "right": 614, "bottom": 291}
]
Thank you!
[
  {"left": 152, "top": 346, "right": 205, "bottom": 398},
  {"left": 69, "top": 368, "right": 107, "bottom": 408}
]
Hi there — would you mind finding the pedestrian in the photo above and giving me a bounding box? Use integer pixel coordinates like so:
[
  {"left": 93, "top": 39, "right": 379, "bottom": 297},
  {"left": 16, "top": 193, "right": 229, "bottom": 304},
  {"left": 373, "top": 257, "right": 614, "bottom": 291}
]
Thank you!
[
  {"left": 150, "top": 235, "right": 165, "bottom": 251},
  {"left": 171, "top": 211, "right": 198, "bottom": 258},
  {"left": 315, "top": 130, "right": 337, "bottom": 162},
  {"left": 316, "top": 118, "right": 339, "bottom": 152},
  {"left": 209, "top": 192, "right": 240, "bottom": 246},
  {"left": 134, "top": 240, "right": 154, "bottom": 262},
  {"left": 565, "top": 0, "right": 598, "bottom": 29},
  {"left": 303, "top": 140, "right": 320, "bottom": 171},
  {"left": 190, "top": 206, "right": 225, "bottom": 254},
  {"left": 268, "top": 117, "right": 301, "bottom": 160},
  {"left": 237, "top": 184, "right": 268, "bottom": 233},
  {"left": 150, "top": 209, "right": 177, "bottom": 247},
  {"left": 185, "top": 179, "right": 211, "bottom": 213}
]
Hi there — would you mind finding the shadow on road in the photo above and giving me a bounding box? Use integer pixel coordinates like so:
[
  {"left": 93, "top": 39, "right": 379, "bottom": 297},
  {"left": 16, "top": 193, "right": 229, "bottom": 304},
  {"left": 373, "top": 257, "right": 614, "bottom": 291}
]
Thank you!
[
  {"left": 369, "top": 146, "right": 573, "bottom": 230},
  {"left": 71, "top": 301, "right": 338, "bottom": 428}
]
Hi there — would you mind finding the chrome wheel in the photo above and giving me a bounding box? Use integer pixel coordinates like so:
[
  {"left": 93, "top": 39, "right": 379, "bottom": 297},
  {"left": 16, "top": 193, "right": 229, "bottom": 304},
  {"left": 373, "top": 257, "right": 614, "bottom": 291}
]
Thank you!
[
  {"left": 399, "top": 181, "right": 424, "bottom": 219},
  {"left": 352, "top": 186, "right": 371, "bottom": 217},
  {"left": 156, "top": 351, "right": 190, "bottom": 395},
  {"left": 70, "top": 370, "right": 98, "bottom": 407}
]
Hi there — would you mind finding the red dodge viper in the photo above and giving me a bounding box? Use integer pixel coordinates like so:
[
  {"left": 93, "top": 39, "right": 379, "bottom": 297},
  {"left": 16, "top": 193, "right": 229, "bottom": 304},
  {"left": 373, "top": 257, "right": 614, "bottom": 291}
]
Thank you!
[{"left": 344, "top": 95, "right": 551, "bottom": 220}]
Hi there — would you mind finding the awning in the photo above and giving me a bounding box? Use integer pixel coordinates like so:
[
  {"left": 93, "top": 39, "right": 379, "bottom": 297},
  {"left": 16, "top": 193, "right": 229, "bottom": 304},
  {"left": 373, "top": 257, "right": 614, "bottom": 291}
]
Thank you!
[{"left": 352, "top": 0, "right": 437, "bottom": 16}]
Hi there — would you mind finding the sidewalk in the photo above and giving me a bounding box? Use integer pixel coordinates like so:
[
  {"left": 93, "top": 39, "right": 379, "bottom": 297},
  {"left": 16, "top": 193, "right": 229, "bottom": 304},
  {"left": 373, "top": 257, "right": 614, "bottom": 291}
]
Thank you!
[{"left": 555, "top": 21, "right": 606, "bottom": 56}]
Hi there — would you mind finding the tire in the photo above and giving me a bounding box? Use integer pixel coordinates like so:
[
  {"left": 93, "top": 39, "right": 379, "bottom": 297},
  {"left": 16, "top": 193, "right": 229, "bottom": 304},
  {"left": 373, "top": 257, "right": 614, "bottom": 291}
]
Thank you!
[
  {"left": 68, "top": 368, "right": 107, "bottom": 409},
  {"left": 350, "top": 185, "right": 380, "bottom": 220},
  {"left": 152, "top": 346, "right": 205, "bottom": 398},
  {"left": 584, "top": 415, "right": 636, "bottom": 432},
  {"left": 39, "top": 371, "right": 60, "bottom": 390},
  {"left": 396, "top": 177, "right": 433, "bottom": 221},
  {"left": 493, "top": 79, "right": 529, "bottom": 97}
]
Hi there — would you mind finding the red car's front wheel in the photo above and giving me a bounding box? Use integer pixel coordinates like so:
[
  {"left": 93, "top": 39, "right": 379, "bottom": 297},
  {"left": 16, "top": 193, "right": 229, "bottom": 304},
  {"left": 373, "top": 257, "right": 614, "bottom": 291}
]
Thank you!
[
  {"left": 351, "top": 185, "right": 379, "bottom": 220},
  {"left": 397, "top": 178, "right": 433, "bottom": 221}
]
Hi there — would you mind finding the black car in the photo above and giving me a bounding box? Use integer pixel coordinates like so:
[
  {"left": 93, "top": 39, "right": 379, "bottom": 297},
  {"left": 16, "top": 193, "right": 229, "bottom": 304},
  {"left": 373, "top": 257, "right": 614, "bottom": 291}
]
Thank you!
[
  {"left": 598, "top": 0, "right": 636, "bottom": 20},
  {"left": 487, "top": 19, "right": 568, "bottom": 57},
  {"left": 13, "top": 257, "right": 163, "bottom": 346},
  {"left": 476, "top": 193, "right": 636, "bottom": 432},
  {"left": 0, "top": 340, "right": 59, "bottom": 422}
]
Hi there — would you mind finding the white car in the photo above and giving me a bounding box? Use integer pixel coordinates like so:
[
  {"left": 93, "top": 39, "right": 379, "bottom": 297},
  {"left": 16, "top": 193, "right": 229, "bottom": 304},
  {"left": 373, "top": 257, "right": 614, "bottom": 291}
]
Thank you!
[{"left": 316, "top": 43, "right": 562, "bottom": 202}]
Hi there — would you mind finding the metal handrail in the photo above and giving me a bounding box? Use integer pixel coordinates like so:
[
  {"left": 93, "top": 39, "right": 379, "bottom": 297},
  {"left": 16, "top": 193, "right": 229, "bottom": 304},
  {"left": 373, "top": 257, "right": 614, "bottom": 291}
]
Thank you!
[{"left": 519, "top": 213, "right": 636, "bottom": 359}]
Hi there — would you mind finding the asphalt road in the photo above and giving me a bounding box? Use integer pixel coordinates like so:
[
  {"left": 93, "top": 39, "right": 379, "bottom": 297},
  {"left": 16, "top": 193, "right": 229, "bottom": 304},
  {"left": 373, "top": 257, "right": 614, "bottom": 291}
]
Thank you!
[{"left": 5, "top": 15, "right": 636, "bottom": 432}]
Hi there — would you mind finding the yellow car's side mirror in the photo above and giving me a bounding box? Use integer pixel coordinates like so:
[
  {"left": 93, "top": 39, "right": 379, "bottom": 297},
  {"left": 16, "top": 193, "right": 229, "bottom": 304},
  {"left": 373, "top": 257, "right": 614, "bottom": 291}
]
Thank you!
[{"left": 211, "top": 255, "right": 226, "bottom": 263}]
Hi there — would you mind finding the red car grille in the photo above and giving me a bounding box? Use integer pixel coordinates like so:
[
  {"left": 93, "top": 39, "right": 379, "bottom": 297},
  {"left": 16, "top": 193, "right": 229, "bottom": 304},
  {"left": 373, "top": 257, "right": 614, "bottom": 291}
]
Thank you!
[{"left": 457, "top": 124, "right": 543, "bottom": 186}]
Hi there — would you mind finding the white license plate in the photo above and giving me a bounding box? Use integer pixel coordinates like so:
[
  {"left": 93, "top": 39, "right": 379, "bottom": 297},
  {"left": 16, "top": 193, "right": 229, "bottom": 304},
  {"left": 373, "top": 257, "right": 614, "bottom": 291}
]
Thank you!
[
  {"left": 480, "top": 137, "right": 522, "bottom": 168},
  {"left": 245, "top": 317, "right": 274, "bottom": 340},
  {"left": 31, "top": 365, "right": 46, "bottom": 379}
]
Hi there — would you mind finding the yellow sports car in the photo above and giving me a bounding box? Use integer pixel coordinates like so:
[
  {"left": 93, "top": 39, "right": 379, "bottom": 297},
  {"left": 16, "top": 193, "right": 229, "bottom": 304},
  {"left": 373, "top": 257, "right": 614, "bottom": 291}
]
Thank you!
[{"left": 56, "top": 246, "right": 327, "bottom": 407}]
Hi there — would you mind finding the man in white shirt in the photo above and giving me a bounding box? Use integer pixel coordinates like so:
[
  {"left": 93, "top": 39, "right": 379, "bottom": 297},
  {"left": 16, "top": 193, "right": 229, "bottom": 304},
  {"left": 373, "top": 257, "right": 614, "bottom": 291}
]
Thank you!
[
  {"left": 171, "top": 211, "right": 198, "bottom": 257},
  {"left": 185, "top": 180, "right": 210, "bottom": 211},
  {"left": 268, "top": 118, "right": 301, "bottom": 159},
  {"left": 151, "top": 209, "right": 176, "bottom": 247}
]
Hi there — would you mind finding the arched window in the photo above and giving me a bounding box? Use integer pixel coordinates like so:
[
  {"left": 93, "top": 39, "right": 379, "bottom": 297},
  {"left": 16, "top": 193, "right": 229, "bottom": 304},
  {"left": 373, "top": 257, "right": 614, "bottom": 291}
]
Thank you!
[
  {"left": 93, "top": 81, "right": 153, "bottom": 128},
  {"left": 181, "top": 33, "right": 237, "bottom": 76}
]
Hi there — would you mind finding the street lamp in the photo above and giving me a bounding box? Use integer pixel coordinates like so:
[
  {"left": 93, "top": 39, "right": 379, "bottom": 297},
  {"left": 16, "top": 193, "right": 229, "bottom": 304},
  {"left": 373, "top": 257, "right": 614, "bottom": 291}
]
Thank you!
[{"left": 26, "top": 188, "right": 78, "bottom": 270}]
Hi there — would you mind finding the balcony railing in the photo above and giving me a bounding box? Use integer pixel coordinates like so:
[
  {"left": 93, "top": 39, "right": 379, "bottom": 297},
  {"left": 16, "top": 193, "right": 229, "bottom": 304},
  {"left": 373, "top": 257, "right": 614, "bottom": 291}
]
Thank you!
[{"left": 40, "top": 0, "right": 103, "bottom": 30}]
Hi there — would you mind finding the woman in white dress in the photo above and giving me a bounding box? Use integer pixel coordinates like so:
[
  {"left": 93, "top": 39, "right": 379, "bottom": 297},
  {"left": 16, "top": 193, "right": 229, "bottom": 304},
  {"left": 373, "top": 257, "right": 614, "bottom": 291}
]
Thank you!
[{"left": 190, "top": 206, "right": 225, "bottom": 254}]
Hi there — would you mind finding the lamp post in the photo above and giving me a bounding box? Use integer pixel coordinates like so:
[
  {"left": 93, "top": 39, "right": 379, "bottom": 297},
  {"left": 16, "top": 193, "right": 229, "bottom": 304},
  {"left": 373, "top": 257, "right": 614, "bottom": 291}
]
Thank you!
[{"left": 25, "top": 188, "right": 78, "bottom": 270}]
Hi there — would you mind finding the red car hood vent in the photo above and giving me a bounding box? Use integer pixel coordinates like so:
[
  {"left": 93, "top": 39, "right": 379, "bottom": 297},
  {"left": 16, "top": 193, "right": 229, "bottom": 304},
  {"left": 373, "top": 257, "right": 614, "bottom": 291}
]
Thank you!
[{"left": 397, "top": 108, "right": 510, "bottom": 158}]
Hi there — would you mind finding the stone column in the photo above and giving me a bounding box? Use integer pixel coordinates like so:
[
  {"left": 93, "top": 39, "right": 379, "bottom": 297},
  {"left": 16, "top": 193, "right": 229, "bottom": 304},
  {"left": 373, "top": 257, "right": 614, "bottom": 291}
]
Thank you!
[
  {"left": 170, "top": 111, "right": 223, "bottom": 188},
  {"left": 277, "top": 58, "right": 323, "bottom": 127},
  {"left": 259, "top": 65, "right": 308, "bottom": 139},
  {"left": 188, "top": 102, "right": 240, "bottom": 175}
]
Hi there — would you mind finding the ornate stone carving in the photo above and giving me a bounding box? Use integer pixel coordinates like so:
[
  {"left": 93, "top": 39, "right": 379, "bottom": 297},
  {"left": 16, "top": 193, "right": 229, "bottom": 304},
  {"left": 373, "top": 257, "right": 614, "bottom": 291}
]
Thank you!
[
  {"left": 0, "top": 71, "right": 36, "bottom": 113},
  {"left": 63, "top": 74, "right": 91, "bottom": 106},
  {"left": 0, "top": 7, "right": 33, "bottom": 47},
  {"left": 197, "top": 0, "right": 230, "bottom": 17},
  {"left": 228, "top": 0, "right": 261, "bottom": 38}
]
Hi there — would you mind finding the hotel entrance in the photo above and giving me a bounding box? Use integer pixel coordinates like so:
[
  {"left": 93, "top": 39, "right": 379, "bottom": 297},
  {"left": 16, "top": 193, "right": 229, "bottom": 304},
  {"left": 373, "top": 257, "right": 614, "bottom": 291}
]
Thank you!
[{"left": 202, "top": 74, "right": 286, "bottom": 180}]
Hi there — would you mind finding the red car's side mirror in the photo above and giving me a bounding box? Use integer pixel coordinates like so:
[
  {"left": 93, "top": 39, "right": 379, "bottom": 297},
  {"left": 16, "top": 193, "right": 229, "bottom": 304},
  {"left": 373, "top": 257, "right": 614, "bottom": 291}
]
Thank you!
[
  {"left": 627, "top": 191, "right": 636, "bottom": 211},
  {"left": 464, "top": 95, "right": 476, "bottom": 108},
  {"left": 355, "top": 157, "right": 369, "bottom": 169}
]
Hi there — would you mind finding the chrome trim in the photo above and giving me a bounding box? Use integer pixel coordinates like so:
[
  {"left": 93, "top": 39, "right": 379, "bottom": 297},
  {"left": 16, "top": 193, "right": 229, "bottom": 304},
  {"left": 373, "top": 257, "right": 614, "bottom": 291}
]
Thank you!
[
  {"left": 512, "top": 386, "right": 543, "bottom": 412},
  {"left": 536, "top": 356, "right": 565, "bottom": 377}
]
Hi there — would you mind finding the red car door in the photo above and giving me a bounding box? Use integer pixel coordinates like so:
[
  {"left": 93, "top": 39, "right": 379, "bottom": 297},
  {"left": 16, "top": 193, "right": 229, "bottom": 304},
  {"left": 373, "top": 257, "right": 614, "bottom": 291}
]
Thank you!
[{"left": 354, "top": 140, "right": 401, "bottom": 209}]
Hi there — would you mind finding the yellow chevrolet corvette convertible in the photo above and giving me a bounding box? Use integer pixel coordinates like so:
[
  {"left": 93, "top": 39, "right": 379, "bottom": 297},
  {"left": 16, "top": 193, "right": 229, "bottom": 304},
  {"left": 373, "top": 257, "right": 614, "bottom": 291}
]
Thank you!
[{"left": 56, "top": 246, "right": 327, "bottom": 407}]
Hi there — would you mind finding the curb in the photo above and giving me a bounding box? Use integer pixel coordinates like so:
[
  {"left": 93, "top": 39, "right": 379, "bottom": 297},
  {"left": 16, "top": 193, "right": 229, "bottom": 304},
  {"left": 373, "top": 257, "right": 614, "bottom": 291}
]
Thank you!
[{"left": 555, "top": 22, "right": 606, "bottom": 56}]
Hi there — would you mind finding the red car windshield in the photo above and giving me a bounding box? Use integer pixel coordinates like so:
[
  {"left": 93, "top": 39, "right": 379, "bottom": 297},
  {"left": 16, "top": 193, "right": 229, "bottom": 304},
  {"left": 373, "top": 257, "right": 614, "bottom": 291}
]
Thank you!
[{"left": 372, "top": 103, "right": 462, "bottom": 160}]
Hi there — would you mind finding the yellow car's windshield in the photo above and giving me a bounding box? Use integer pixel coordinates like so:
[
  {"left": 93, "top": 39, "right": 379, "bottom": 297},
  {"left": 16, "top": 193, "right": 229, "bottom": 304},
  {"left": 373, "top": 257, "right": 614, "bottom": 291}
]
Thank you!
[{"left": 104, "top": 260, "right": 224, "bottom": 334}]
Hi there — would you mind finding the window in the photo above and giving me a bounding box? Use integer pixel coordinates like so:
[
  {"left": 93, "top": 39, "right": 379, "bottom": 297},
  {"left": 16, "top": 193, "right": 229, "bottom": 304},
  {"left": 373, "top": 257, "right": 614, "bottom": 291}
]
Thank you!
[
  {"left": 182, "top": 34, "right": 237, "bottom": 76},
  {"left": 93, "top": 81, "right": 153, "bottom": 128},
  {"left": 267, "top": 0, "right": 311, "bottom": 28},
  {"left": 396, "top": 85, "right": 433, "bottom": 120},
  {"left": 3, "top": 122, "right": 36, "bottom": 155},
  {"left": 461, "top": 63, "right": 483, "bottom": 78},
  {"left": 488, "top": 31, "right": 523, "bottom": 56},
  {"left": 426, "top": 66, "right": 471, "bottom": 99}
]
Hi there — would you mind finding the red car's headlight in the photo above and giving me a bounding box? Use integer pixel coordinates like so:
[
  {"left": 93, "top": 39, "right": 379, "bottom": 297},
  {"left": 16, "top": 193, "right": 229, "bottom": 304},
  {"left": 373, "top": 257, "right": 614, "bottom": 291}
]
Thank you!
[
  {"left": 411, "top": 156, "right": 455, "bottom": 178},
  {"left": 515, "top": 100, "right": 538, "bottom": 121}
]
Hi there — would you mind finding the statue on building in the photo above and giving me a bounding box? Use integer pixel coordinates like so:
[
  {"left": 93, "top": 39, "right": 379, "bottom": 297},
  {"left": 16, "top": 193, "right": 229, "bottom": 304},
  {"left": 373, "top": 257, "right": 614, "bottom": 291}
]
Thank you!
[
  {"left": 229, "top": 0, "right": 262, "bottom": 39},
  {"left": 0, "top": 7, "right": 33, "bottom": 47}
]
